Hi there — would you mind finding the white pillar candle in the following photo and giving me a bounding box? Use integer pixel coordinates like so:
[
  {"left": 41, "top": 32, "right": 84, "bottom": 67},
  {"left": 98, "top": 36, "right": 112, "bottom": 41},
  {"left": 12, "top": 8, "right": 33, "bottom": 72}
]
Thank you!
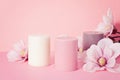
[{"left": 28, "top": 35, "right": 50, "bottom": 67}]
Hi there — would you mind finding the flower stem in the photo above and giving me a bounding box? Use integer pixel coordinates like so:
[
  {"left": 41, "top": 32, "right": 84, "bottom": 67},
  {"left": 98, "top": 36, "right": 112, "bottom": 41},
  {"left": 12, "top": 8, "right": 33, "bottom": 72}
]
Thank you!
[
  {"left": 116, "top": 32, "right": 120, "bottom": 34},
  {"left": 109, "top": 36, "right": 120, "bottom": 38}
]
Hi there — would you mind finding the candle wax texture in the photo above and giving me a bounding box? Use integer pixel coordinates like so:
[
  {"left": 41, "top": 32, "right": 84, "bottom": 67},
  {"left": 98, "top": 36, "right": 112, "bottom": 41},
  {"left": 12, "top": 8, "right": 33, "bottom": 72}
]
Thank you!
[
  {"left": 55, "top": 37, "right": 78, "bottom": 71},
  {"left": 28, "top": 35, "right": 50, "bottom": 67},
  {"left": 83, "top": 31, "right": 104, "bottom": 50}
]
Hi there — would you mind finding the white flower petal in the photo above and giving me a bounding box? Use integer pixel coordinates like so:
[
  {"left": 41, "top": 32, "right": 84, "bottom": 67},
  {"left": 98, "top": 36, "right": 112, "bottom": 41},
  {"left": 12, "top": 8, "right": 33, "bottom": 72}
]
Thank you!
[
  {"left": 100, "top": 67, "right": 106, "bottom": 70},
  {"left": 19, "top": 40, "right": 25, "bottom": 48},
  {"left": 110, "top": 43, "right": 120, "bottom": 58},
  {"left": 103, "top": 16, "right": 112, "bottom": 25},
  {"left": 96, "top": 23, "right": 113, "bottom": 37},
  {"left": 13, "top": 40, "right": 25, "bottom": 51},
  {"left": 7, "top": 50, "right": 22, "bottom": 62},
  {"left": 13, "top": 43, "right": 21, "bottom": 51},
  {"left": 107, "top": 64, "right": 120, "bottom": 73},
  {"left": 83, "top": 62, "right": 100, "bottom": 72},
  {"left": 96, "top": 22, "right": 106, "bottom": 33},
  {"left": 103, "top": 47, "right": 113, "bottom": 60},
  {"left": 86, "top": 45, "right": 102, "bottom": 63},
  {"left": 106, "top": 58, "right": 116, "bottom": 68},
  {"left": 107, "top": 8, "right": 113, "bottom": 24},
  {"left": 102, "top": 24, "right": 113, "bottom": 37},
  {"left": 18, "top": 40, "right": 24, "bottom": 46},
  {"left": 97, "top": 38, "right": 113, "bottom": 49}
]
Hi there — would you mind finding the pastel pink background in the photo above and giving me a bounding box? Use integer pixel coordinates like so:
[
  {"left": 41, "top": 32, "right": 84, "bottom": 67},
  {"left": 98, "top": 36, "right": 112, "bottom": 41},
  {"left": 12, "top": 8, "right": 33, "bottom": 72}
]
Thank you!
[
  {"left": 1, "top": 1, "right": 120, "bottom": 80},
  {"left": 0, "top": 0, "right": 120, "bottom": 51}
]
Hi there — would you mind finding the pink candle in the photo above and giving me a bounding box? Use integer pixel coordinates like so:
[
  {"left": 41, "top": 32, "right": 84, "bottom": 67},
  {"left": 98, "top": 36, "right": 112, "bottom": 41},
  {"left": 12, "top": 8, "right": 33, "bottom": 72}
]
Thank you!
[
  {"left": 83, "top": 31, "right": 104, "bottom": 50},
  {"left": 55, "top": 37, "right": 78, "bottom": 71}
]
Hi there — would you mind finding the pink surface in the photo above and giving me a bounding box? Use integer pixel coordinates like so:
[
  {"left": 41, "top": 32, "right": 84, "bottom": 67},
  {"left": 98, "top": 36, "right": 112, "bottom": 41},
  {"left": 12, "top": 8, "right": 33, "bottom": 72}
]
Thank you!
[
  {"left": 0, "top": 52, "right": 120, "bottom": 80},
  {"left": 55, "top": 37, "right": 78, "bottom": 71},
  {"left": 1, "top": 0, "right": 120, "bottom": 51}
]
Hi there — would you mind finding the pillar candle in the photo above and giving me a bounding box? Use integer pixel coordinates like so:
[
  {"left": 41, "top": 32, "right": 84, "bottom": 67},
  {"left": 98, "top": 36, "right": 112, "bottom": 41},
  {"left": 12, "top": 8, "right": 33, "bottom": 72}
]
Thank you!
[
  {"left": 83, "top": 31, "right": 104, "bottom": 50},
  {"left": 28, "top": 35, "right": 50, "bottom": 67},
  {"left": 55, "top": 37, "right": 78, "bottom": 71}
]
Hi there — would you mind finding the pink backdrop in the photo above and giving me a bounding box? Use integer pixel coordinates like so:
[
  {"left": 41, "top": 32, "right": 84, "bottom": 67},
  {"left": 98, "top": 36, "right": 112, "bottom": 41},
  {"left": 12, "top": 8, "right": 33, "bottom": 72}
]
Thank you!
[{"left": 0, "top": 0, "right": 120, "bottom": 51}]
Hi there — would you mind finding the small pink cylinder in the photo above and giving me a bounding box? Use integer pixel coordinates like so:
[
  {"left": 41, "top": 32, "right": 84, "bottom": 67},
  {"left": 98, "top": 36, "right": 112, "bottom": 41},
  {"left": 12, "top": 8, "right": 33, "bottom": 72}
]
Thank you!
[
  {"left": 83, "top": 31, "right": 104, "bottom": 50},
  {"left": 55, "top": 37, "right": 78, "bottom": 71}
]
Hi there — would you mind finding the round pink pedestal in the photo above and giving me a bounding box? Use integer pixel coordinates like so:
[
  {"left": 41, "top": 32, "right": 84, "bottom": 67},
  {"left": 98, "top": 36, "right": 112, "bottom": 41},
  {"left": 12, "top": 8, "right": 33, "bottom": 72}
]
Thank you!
[
  {"left": 83, "top": 31, "right": 104, "bottom": 50},
  {"left": 55, "top": 37, "right": 78, "bottom": 71}
]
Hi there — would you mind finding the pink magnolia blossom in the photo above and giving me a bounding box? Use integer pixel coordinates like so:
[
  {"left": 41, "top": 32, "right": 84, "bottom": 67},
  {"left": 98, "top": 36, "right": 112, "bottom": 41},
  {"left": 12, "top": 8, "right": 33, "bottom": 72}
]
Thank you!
[
  {"left": 7, "top": 40, "right": 28, "bottom": 62},
  {"left": 83, "top": 38, "right": 120, "bottom": 73},
  {"left": 96, "top": 8, "right": 114, "bottom": 37}
]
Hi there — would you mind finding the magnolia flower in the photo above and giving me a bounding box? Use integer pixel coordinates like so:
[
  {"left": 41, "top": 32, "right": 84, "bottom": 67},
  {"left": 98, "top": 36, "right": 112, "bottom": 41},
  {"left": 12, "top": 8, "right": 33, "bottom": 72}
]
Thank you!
[
  {"left": 96, "top": 8, "right": 114, "bottom": 37},
  {"left": 7, "top": 40, "right": 28, "bottom": 62},
  {"left": 83, "top": 38, "right": 120, "bottom": 73}
]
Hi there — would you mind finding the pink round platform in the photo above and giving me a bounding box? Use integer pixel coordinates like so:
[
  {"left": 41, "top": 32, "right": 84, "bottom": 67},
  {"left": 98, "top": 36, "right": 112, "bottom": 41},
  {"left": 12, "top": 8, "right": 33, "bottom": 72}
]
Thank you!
[
  {"left": 1, "top": 52, "right": 120, "bottom": 80},
  {"left": 55, "top": 37, "right": 78, "bottom": 71}
]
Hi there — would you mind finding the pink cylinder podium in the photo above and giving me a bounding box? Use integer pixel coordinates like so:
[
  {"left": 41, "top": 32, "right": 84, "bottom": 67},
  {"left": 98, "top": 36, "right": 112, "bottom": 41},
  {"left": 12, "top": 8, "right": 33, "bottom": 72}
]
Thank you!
[
  {"left": 83, "top": 31, "right": 104, "bottom": 50},
  {"left": 55, "top": 37, "right": 78, "bottom": 71}
]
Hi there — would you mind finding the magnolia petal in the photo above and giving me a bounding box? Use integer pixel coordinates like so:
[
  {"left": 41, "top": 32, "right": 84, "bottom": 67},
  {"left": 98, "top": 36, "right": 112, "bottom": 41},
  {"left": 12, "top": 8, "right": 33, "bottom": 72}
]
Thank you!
[
  {"left": 96, "top": 23, "right": 112, "bottom": 37},
  {"left": 97, "top": 38, "right": 113, "bottom": 49},
  {"left": 19, "top": 40, "right": 26, "bottom": 49},
  {"left": 100, "top": 67, "right": 106, "bottom": 70},
  {"left": 107, "top": 64, "right": 120, "bottom": 73},
  {"left": 103, "top": 47, "right": 113, "bottom": 60},
  {"left": 83, "top": 62, "right": 100, "bottom": 72},
  {"left": 13, "top": 40, "right": 25, "bottom": 51},
  {"left": 96, "top": 22, "right": 106, "bottom": 33},
  {"left": 105, "top": 24, "right": 114, "bottom": 37},
  {"left": 7, "top": 50, "right": 22, "bottom": 62},
  {"left": 88, "top": 45, "right": 103, "bottom": 57},
  {"left": 106, "top": 58, "right": 116, "bottom": 68},
  {"left": 110, "top": 43, "right": 120, "bottom": 58},
  {"left": 20, "top": 40, "right": 25, "bottom": 46},
  {"left": 96, "top": 23, "right": 113, "bottom": 37},
  {"left": 96, "top": 8, "right": 113, "bottom": 37},
  {"left": 81, "top": 51, "right": 87, "bottom": 63},
  {"left": 103, "top": 16, "right": 112, "bottom": 25},
  {"left": 107, "top": 8, "right": 113, "bottom": 24},
  {"left": 86, "top": 45, "right": 102, "bottom": 63},
  {"left": 13, "top": 43, "right": 21, "bottom": 52}
]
